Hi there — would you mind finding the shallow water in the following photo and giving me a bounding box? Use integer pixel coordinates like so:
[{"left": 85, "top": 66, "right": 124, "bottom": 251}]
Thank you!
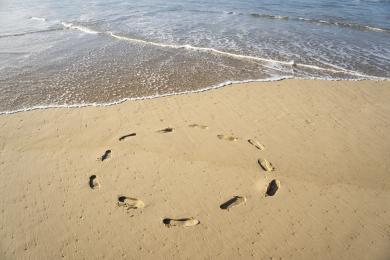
[{"left": 0, "top": 0, "right": 389, "bottom": 113}]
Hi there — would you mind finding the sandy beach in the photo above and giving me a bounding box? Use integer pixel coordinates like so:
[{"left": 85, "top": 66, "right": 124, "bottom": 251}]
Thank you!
[{"left": 0, "top": 79, "right": 390, "bottom": 259}]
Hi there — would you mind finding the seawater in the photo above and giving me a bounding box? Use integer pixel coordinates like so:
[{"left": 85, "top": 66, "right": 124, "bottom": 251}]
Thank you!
[{"left": 0, "top": 0, "right": 389, "bottom": 113}]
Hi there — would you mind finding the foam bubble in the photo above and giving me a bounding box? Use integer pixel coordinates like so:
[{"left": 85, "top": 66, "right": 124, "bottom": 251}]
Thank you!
[
  {"left": 30, "top": 17, "right": 46, "bottom": 22},
  {"left": 61, "top": 22, "right": 99, "bottom": 34}
]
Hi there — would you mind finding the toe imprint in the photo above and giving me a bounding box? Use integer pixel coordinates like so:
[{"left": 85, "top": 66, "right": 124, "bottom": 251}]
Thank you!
[
  {"left": 158, "top": 127, "right": 174, "bottom": 133},
  {"left": 189, "top": 124, "right": 208, "bottom": 129},
  {"left": 220, "top": 196, "right": 246, "bottom": 210},
  {"left": 89, "top": 175, "right": 99, "bottom": 189},
  {"left": 162, "top": 217, "right": 200, "bottom": 227},
  {"left": 258, "top": 158, "right": 275, "bottom": 171},
  {"left": 118, "top": 196, "right": 145, "bottom": 209},
  {"left": 266, "top": 179, "right": 280, "bottom": 196},
  {"left": 217, "top": 134, "right": 238, "bottom": 141}
]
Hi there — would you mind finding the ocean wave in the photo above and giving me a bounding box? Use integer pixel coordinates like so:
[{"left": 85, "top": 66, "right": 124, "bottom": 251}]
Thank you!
[
  {"left": 60, "top": 21, "right": 386, "bottom": 80},
  {"left": 1, "top": 19, "right": 387, "bottom": 115},
  {"left": 0, "top": 28, "right": 62, "bottom": 38},
  {"left": 249, "top": 13, "right": 390, "bottom": 33}
]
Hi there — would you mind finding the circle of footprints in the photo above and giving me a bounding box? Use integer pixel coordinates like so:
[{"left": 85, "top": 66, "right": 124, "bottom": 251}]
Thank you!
[{"left": 89, "top": 126, "right": 280, "bottom": 228}]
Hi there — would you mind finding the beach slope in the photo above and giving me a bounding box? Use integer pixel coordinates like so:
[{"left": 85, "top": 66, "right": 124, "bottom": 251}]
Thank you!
[{"left": 0, "top": 79, "right": 390, "bottom": 259}]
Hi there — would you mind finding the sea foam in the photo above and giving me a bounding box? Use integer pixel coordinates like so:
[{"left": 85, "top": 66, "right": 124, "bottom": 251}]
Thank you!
[
  {"left": 30, "top": 16, "right": 46, "bottom": 22},
  {"left": 60, "top": 21, "right": 386, "bottom": 81}
]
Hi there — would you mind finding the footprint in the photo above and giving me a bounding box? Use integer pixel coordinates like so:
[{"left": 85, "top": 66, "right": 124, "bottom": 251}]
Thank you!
[
  {"left": 117, "top": 196, "right": 145, "bottom": 210},
  {"left": 189, "top": 124, "right": 208, "bottom": 129},
  {"left": 99, "top": 150, "right": 111, "bottom": 161},
  {"left": 266, "top": 179, "right": 280, "bottom": 196},
  {"left": 248, "top": 139, "right": 265, "bottom": 150},
  {"left": 220, "top": 196, "right": 246, "bottom": 210},
  {"left": 158, "top": 127, "right": 174, "bottom": 133},
  {"left": 162, "top": 218, "right": 200, "bottom": 227},
  {"left": 119, "top": 133, "right": 136, "bottom": 141},
  {"left": 217, "top": 134, "right": 238, "bottom": 141},
  {"left": 258, "top": 158, "right": 275, "bottom": 171},
  {"left": 89, "top": 175, "right": 100, "bottom": 189}
]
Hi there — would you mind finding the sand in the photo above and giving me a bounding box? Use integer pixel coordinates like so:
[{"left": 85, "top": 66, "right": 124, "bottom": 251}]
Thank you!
[{"left": 0, "top": 79, "right": 389, "bottom": 259}]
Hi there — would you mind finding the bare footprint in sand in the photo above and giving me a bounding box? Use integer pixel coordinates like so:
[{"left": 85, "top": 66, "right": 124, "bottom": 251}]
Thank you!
[
  {"left": 89, "top": 175, "right": 100, "bottom": 189},
  {"left": 99, "top": 150, "right": 111, "bottom": 161},
  {"left": 220, "top": 196, "right": 246, "bottom": 210},
  {"left": 162, "top": 218, "right": 200, "bottom": 227},
  {"left": 117, "top": 196, "right": 145, "bottom": 210},
  {"left": 158, "top": 127, "right": 174, "bottom": 133},
  {"left": 258, "top": 158, "right": 275, "bottom": 171},
  {"left": 119, "top": 133, "right": 136, "bottom": 141},
  {"left": 266, "top": 179, "right": 280, "bottom": 196},
  {"left": 248, "top": 139, "right": 265, "bottom": 150},
  {"left": 189, "top": 124, "right": 208, "bottom": 129},
  {"left": 217, "top": 134, "right": 238, "bottom": 141}
]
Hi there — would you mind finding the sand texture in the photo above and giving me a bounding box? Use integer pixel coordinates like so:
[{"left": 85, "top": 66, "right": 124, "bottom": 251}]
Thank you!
[{"left": 0, "top": 79, "right": 390, "bottom": 259}]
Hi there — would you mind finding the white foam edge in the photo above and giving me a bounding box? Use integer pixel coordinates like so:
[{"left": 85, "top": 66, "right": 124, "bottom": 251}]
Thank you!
[
  {"left": 61, "top": 22, "right": 99, "bottom": 34},
  {"left": 0, "top": 76, "right": 386, "bottom": 116}
]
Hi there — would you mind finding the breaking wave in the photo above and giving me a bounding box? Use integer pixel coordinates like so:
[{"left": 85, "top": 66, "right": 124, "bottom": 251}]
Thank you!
[{"left": 249, "top": 13, "right": 390, "bottom": 33}]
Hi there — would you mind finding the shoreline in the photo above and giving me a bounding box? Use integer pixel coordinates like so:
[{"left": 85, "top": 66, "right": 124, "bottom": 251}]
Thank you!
[
  {"left": 1, "top": 79, "right": 390, "bottom": 259},
  {"left": 1, "top": 77, "right": 389, "bottom": 115}
]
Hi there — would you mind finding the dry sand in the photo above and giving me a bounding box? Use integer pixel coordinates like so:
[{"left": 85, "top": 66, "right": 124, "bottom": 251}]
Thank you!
[{"left": 0, "top": 79, "right": 390, "bottom": 259}]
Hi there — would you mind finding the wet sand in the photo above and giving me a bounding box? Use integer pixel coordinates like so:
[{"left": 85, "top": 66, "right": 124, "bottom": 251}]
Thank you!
[{"left": 0, "top": 79, "right": 390, "bottom": 259}]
